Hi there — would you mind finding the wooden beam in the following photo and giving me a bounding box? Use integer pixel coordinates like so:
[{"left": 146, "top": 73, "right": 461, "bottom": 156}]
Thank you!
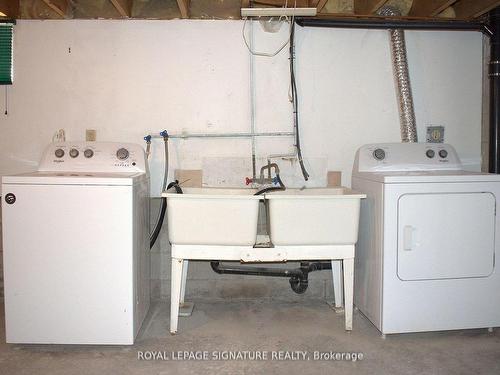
[
  {"left": 109, "top": 0, "right": 133, "bottom": 18},
  {"left": 241, "top": 0, "right": 250, "bottom": 7},
  {"left": 0, "top": 0, "right": 19, "bottom": 18},
  {"left": 354, "top": 0, "right": 389, "bottom": 15},
  {"left": 310, "top": 0, "right": 329, "bottom": 12},
  {"left": 176, "top": 0, "right": 190, "bottom": 18},
  {"left": 453, "top": 0, "right": 500, "bottom": 19},
  {"left": 41, "top": 0, "right": 68, "bottom": 18},
  {"left": 409, "top": 1, "right": 457, "bottom": 17}
]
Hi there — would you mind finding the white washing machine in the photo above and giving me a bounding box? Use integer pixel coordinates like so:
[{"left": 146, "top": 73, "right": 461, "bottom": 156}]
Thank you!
[
  {"left": 1, "top": 142, "right": 150, "bottom": 344},
  {"left": 352, "top": 143, "right": 500, "bottom": 334}
]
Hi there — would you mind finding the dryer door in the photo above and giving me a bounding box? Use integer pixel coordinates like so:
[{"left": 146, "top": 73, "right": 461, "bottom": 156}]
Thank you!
[{"left": 397, "top": 192, "right": 495, "bottom": 280}]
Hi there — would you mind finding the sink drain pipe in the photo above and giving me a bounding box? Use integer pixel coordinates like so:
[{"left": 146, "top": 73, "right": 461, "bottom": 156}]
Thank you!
[
  {"left": 211, "top": 175, "right": 333, "bottom": 294},
  {"left": 210, "top": 261, "right": 332, "bottom": 294}
]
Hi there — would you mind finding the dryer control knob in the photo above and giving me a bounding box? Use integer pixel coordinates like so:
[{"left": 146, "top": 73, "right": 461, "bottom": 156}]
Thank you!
[
  {"left": 116, "top": 148, "right": 129, "bottom": 160},
  {"left": 54, "top": 148, "right": 65, "bottom": 158},
  {"left": 439, "top": 150, "right": 448, "bottom": 158},
  {"left": 426, "top": 149, "right": 435, "bottom": 158},
  {"left": 69, "top": 148, "right": 79, "bottom": 158},
  {"left": 373, "top": 148, "right": 386, "bottom": 161}
]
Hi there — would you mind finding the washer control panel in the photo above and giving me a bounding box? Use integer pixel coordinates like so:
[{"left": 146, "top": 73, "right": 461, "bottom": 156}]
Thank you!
[
  {"left": 355, "top": 143, "right": 462, "bottom": 173},
  {"left": 39, "top": 142, "right": 147, "bottom": 173}
]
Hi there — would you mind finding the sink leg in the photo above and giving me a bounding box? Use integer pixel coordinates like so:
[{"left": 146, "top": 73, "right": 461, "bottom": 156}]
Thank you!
[
  {"left": 343, "top": 257, "right": 354, "bottom": 331},
  {"left": 331, "top": 260, "right": 344, "bottom": 309},
  {"left": 170, "top": 257, "right": 183, "bottom": 334},
  {"left": 180, "top": 260, "right": 189, "bottom": 305}
]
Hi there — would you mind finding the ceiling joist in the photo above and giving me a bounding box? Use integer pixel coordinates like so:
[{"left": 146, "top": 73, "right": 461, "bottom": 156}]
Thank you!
[
  {"left": 354, "top": 0, "right": 389, "bottom": 15},
  {"left": 310, "top": 0, "right": 329, "bottom": 13},
  {"left": 41, "top": 0, "right": 68, "bottom": 18},
  {"left": 253, "top": 0, "right": 309, "bottom": 6},
  {"left": 5, "top": 0, "right": 499, "bottom": 21},
  {"left": 176, "top": 0, "right": 190, "bottom": 19},
  {"left": 409, "top": 1, "right": 457, "bottom": 17},
  {"left": 453, "top": 0, "right": 500, "bottom": 19},
  {"left": 109, "top": 0, "right": 133, "bottom": 18},
  {"left": 0, "top": 0, "right": 19, "bottom": 18}
]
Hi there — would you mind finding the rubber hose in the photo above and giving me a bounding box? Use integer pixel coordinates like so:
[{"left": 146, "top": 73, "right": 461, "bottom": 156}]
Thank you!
[{"left": 149, "top": 137, "right": 170, "bottom": 249}]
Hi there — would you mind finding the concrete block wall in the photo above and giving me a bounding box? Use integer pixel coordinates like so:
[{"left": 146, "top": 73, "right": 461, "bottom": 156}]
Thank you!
[{"left": 0, "top": 20, "right": 484, "bottom": 302}]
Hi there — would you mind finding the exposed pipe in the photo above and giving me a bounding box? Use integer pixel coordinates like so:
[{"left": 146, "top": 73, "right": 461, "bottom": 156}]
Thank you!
[
  {"left": 249, "top": 19, "right": 258, "bottom": 180},
  {"left": 378, "top": 6, "right": 418, "bottom": 143},
  {"left": 295, "top": 17, "right": 492, "bottom": 36},
  {"left": 149, "top": 132, "right": 169, "bottom": 249},
  {"left": 210, "top": 261, "right": 332, "bottom": 294},
  {"left": 489, "top": 7, "right": 500, "bottom": 174},
  {"left": 150, "top": 131, "right": 294, "bottom": 139}
]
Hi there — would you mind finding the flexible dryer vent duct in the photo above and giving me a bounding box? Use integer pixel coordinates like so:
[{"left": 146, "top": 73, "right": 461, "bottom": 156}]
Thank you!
[{"left": 378, "top": 6, "right": 418, "bottom": 143}]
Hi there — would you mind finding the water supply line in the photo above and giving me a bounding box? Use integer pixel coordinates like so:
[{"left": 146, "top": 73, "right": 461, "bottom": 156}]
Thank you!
[
  {"left": 148, "top": 130, "right": 169, "bottom": 249},
  {"left": 149, "top": 131, "right": 294, "bottom": 139},
  {"left": 378, "top": 5, "right": 418, "bottom": 143},
  {"left": 144, "top": 135, "right": 152, "bottom": 159}
]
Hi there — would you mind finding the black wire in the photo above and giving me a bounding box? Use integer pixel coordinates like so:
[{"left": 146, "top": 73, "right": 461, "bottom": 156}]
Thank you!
[{"left": 290, "top": 21, "right": 309, "bottom": 181}]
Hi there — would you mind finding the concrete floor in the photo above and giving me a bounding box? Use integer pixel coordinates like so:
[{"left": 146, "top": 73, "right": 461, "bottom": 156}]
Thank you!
[{"left": 0, "top": 300, "right": 499, "bottom": 375}]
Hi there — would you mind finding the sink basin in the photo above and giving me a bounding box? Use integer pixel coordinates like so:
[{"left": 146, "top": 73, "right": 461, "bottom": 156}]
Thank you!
[
  {"left": 265, "top": 188, "right": 366, "bottom": 246},
  {"left": 165, "top": 188, "right": 262, "bottom": 246}
]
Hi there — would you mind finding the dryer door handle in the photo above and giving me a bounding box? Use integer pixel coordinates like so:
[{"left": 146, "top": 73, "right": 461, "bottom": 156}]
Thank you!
[{"left": 403, "top": 225, "right": 415, "bottom": 251}]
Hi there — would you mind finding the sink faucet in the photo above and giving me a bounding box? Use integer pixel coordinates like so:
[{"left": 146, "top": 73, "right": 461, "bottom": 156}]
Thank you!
[
  {"left": 259, "top": 162, "right": 280, "bottom": 185},
  {"left": 245, "top": 162, "right": 283, "bottom": 186}
]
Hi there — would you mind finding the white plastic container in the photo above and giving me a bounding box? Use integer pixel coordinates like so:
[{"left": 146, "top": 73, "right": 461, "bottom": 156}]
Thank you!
[
  {"left": 165, "top": 188, "right": 262, "bottom": 246},
  {"left": 265, "top": 188, "right": 366, "bottom": 246}
]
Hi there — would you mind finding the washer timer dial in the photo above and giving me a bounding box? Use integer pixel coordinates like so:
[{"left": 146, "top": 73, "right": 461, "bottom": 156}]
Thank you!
[{"left": 116, "top": 148, "right": 129, "bottom": 161}]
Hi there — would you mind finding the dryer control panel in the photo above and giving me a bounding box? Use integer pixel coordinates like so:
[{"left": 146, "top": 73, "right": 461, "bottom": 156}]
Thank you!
[
  {"left": 38, "top": 142, "right": 147, "bottom": 173},
  {"left": 354, "top": 143, "right": 462, "bottom": 173}
]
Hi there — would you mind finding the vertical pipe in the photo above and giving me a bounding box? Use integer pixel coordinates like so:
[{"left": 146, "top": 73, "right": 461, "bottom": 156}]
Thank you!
[
  {"left": 489, "top": 7, "right": 500, "bottom": 173},
  {"left": 249, "top": 20, "right": 257, "bottom": 180}
]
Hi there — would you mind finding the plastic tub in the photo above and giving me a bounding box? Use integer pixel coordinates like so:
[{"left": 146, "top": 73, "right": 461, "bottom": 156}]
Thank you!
[
  {"left": 265, "top": 188, "right": 366, "bottom": 246},
  {"left": 165, "top": 188, "right": 262, "bottom": 246}
]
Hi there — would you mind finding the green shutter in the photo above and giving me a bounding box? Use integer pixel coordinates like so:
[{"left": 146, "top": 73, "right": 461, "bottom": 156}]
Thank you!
[{"left": 0, "top": 24, "right": 13, "bottom": 85}]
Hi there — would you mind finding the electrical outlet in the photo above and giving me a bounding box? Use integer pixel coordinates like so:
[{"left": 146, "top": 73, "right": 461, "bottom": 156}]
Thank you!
[
  {"left": 426, "top": 126, "right": 444, "bottom": 143},
  {"left": 86, "top": 129, "right": 96, "bottom": 142}
]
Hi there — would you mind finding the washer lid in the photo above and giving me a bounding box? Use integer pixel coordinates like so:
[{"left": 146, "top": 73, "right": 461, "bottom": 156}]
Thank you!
[
  {"left": 1, "top": 171, "right": 146, "bottom": 186},
  {"left": 354, "top": 170, "right": 500, "bottom": 184}
]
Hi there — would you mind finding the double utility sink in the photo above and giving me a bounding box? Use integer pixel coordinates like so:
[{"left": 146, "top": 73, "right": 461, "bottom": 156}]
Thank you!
[{"left": 166, "top": 187, "right": 365, "bottom": 247}]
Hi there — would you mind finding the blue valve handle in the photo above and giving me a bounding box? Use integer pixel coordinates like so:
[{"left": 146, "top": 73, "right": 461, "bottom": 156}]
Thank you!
[
  {"left": 160, "top": 130, "right": 169, "bottom": 138},
  {"left": 144, "top": 135, "right": 152, "bottom": 143}
]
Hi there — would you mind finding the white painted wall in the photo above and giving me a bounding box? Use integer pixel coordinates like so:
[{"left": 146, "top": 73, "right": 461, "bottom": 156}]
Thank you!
[
  {"left": 0, "top": 20, "right": 484, "bottom": 301},
  {"left": 0, "top": 20, "right": 483, "bottom": 196}
]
